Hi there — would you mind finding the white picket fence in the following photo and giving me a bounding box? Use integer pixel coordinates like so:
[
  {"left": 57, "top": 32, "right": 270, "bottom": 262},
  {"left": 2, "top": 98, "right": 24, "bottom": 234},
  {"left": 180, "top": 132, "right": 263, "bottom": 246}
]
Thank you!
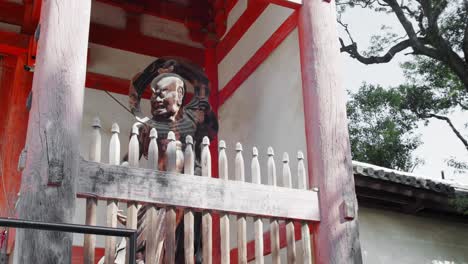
[{"left": 77, "top": 117, "right": 319, "bottom": 264}]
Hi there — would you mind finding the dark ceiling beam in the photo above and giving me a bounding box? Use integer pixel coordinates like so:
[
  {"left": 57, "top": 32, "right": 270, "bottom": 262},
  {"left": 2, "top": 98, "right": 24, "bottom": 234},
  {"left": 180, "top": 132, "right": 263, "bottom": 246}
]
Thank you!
[
  {"left": 0, "top": 1, "right": 24, "bottom": 26},
  {"left": 0, "top": 2, "right": 205, "bottom": 65},
  {"left": 95, "top": 0, "right": 211, "bottom": 25},
  {"left": 88, "top": 23, "right": 205, "bottom": 65}
]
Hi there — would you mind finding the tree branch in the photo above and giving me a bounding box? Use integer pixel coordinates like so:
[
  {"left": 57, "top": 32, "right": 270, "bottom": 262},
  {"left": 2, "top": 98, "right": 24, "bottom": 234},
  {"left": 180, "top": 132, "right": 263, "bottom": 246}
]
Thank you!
[
  {"left": 426, "top": 113, "right": 468, "bottom": 151},
  {"left": 463, "top": 0, "right": 468, "bottom": 63},
  {"left": 340, "top": 38, "right": 413, "bottom": 64}
]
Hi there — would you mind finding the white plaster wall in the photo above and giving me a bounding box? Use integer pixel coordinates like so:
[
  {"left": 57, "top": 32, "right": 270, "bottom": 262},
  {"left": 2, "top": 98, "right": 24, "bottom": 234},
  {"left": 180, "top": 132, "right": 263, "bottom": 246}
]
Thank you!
[
  {"left": 219, "top": 28, "right": 307, "bottom": 188},
  {"left": 218, "top": 4, "right": 294, "bottom": 90},
  {"left": 91, "top": 0, "right": 127, "bottom": 29},
  {"left": 359, "top": 207, "right": 468, "bottom": 264},
  {"left": 223, "top": 0, "right": 248, "bottom": 37},
  {"left": 218, "top": 26, "right": 308, "bottom": 260}
]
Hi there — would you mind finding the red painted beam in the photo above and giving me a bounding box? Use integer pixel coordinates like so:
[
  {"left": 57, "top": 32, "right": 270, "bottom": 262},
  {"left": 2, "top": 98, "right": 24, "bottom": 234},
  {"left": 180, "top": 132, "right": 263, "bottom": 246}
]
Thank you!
[
  {"left": 216, "top": 1, "right": 269, "bottom": 64},
  {"left": 229, "top": 222, "right": 306, "bottom": 262},
  {"left": 0, "top": 31, "right": 29, "bottom": 55},
  {"left": 89, "top": 23, "right": 205, "bottom": 66},
  {"left": 227, "top": 0, "right": 240, "bottom": 13},
  {"left": 218, "top": 11, "right": 298, "bottom": 105},
  {"left": 0, "top": 1, "right": 24, "bottom": 26}
]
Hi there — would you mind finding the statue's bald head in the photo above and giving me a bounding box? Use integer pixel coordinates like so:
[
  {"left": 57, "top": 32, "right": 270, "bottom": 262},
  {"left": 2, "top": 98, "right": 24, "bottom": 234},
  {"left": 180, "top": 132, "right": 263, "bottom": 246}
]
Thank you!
[{"left": 150, "top": 73, "right": 185, "bottom": 121}]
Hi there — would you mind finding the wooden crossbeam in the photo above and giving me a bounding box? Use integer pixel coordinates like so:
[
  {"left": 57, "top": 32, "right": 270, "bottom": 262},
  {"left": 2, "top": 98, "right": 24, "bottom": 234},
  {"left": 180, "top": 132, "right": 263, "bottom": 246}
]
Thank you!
[
  {"left": 0, "top": 30, "right": 29, "bottom": 55},
  {"left": 88, "top": 23, "right": 205, "bottom": 65},
  {"left": 0, "top": 1, "right": 24, "bottom": 26},
  {"left": 77, "top": 159, "right": 320, "bottom": 221},
  {"left": 95, "top": 0, "right": 210, "bottom": 25},
  {"left": 0, "top": 1, "right": 205, "bottom": 65}
]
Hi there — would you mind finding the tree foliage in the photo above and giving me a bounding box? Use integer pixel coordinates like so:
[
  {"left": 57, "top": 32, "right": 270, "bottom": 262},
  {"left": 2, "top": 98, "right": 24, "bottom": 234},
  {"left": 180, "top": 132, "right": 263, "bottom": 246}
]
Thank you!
[
  {"left": 339, "top": 0, "right": 468, "bottom": 171},
  {"left": 347, "top": 84, "right": 423, "bottom": 171}
]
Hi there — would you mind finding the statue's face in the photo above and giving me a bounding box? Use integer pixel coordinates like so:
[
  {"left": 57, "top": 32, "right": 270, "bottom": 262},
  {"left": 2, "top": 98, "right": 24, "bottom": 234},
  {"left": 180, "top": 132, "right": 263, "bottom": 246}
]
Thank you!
[{"left": 151, "top": 76, "right": 185, "bottom": 121}]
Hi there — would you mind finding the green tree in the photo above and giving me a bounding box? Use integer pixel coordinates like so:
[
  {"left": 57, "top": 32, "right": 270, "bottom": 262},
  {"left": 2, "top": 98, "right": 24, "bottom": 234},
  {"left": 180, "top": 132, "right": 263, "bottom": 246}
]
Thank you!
[
  {"left": 339, "top": 0, "right": 468, "bottom": 170},
  {"left": 347, "top": 84, "right": 423, "bottom": 171}
]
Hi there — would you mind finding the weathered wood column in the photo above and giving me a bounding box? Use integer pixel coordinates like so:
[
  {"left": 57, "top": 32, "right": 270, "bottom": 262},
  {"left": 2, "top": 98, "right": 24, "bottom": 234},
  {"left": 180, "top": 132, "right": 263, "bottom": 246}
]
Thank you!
[
  {"left": 13, "top": 1, "right": 91, "bottom": 263},
  {"left": 298, "top": 0, "right": 363, "bottom": 263}
]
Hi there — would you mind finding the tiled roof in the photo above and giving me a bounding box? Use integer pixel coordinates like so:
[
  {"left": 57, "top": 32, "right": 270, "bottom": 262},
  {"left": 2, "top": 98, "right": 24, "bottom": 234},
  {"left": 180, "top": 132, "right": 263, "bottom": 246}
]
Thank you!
[{"left": 352, "top": 161, "right": 468, "bottom": 196}]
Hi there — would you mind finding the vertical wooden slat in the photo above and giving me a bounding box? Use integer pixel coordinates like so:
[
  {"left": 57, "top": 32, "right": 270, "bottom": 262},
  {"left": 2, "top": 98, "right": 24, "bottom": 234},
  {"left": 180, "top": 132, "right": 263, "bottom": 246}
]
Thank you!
[
  {"left": 251, "top": 147, "right": 264, "bottom": 264},
  {"left": 267, "top": 147, "right": 280, "bottom": 264},
  {"left": 297, "top": 151, "right": 313, "bottom": 264},
  {"left": 235, "top": 143, "right": 247, "bottom": 264},
  {"left": 282, "top": 153, "right": 296, "bottom": 263},
  {"left": 126, "top": 123, "right": 140, "bottom": 264},
  {"left": 105, "top": 123, "right": 120, "bottom": 264},
  {"left": 165, "top": 131, "right": 177, "bottom": 264},
  {"left": 146, "top": 128, "right": 162, "bottom": 264},
  {"left": 219, "top": 140, "right": 230, "bottom": 264},
  {"left": 84, "top": 117, "right": 101, "bottom": 264},
  {"left": 202, "top": 136, "right": 213, "bottom": 264},
  {"left": 184, "top": 135, "right": 195, "bottom": 264}
]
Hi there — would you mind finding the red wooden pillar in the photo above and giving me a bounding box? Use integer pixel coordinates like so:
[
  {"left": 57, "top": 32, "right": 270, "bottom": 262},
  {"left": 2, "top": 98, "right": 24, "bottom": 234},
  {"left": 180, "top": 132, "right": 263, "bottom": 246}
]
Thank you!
[
  {"left": 0, "top": 54, "right": 33, "bottom": 257},
  {"left": 204, "top": 43, "right": 221, "bottom": 263},
  {"left": 13, "top": 1, "right": 91, "bottom": 263},
  {"left": 298, "top": 1, "right": 362, "bottom": 263}
]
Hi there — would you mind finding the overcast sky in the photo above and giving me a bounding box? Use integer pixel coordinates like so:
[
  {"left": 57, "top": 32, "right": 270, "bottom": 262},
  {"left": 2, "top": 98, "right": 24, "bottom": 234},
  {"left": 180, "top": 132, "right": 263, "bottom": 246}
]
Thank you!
[{"left": 338, "top": 6, "right": 468, "bottom": 185}]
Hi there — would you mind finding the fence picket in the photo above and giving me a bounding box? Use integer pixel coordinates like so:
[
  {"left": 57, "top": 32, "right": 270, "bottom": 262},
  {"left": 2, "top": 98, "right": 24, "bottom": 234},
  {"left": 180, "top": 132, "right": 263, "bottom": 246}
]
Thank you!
[
  {"left": 184, "top": 136, "right": 195, "bottom": 264},
  {"left": 251, "top": 147, "right": 264, "bottom": 264},
  {"left": 201, "top": 137, "right": 213, "bottom": 264},
  {"left": 268, "top": 147, "right": 280, "bottom": 264},
  {"left": 297, "top": 151, "right": 313, "bottom": 264},
  {"left": 105, "top": 122, "right": 120, "bottom": 264},
  {"left": 219, "top": 140, "right": 230, "bottom": 264},
  {"left": 283, "top": 153, "right": 296, "bottom": 263},
  {"left": 165, "top": 131, "right": 177, "bottom": 264},
  {"left": 235, "top": 143, "right": 247, "bottom": 264},
  {"left": 146, "top": 128, "right": 164, "bottom": 264},
  {"left": 126, "top": 123, "right": 140, "bottom": 264},
  {"left": 84, "top": 117, "right": 100, "bottom": 264}
]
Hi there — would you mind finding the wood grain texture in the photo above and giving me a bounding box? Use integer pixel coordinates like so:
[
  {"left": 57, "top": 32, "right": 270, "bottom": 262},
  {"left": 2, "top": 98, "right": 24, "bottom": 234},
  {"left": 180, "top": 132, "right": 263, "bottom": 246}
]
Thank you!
[
  {"left": 77, "top": 159, "right": 319, "bottom": 221},
  {"left": 235, "top": 143, "right": 247, "bottom": 264},
  {"left": 165, "top": 132, "right": 177, "bottom": 264},
  {"left": 84, "top": 117, "right": 101, "bottom": 264},
  {"left": 105, "top": 123, "right": 120, "bottom": 264},
  {"left": 126, "top": 124, "right": 140, "bottom": 264},
  {"left": 145, "top": 128, "right": 161, "bottom": 264},
  {"left": 298, "top": 1, "right": 362, "bottom": 263},
  {"left": 202, "top": 137, "right": 213, "bottom": 264},
  {"left": 267, "top": 148, "right": 280, "bottom": 264},
  {"left": 251, "top": 147, "right": 264, "bottom": 264},
  {"left": 219, "top": 141, "right": 230, "bottom": 264},
  {"left": 297, "top": 152, "right": 313, "bottom": 264},
  {"left": 282, "top": 153, "right": 296, "bottom": 263},
  {"left": 184, "top": 136, "right": 195, "bottom": 264},
  {"left": 13, "top": 1, "right": 91, "bottom": 263}
]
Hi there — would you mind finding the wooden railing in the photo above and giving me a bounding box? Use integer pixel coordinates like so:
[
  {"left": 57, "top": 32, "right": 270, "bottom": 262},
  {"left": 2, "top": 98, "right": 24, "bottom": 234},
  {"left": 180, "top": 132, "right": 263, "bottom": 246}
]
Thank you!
[{"left": 77, "top": 118, "right": 319, "bottom": 263}]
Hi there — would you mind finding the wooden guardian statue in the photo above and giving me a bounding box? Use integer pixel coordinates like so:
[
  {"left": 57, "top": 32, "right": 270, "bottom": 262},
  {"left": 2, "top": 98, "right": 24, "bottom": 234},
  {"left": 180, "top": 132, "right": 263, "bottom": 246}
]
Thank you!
[{"left": 110, "top": 58, "right": 218, "bottom": 264}]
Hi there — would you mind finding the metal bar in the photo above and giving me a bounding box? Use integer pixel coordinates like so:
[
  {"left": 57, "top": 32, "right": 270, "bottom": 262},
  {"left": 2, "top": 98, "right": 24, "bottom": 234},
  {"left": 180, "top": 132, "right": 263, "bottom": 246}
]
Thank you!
[{"left": 0, "top": 217, "right": 137, "bottom": 264}]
